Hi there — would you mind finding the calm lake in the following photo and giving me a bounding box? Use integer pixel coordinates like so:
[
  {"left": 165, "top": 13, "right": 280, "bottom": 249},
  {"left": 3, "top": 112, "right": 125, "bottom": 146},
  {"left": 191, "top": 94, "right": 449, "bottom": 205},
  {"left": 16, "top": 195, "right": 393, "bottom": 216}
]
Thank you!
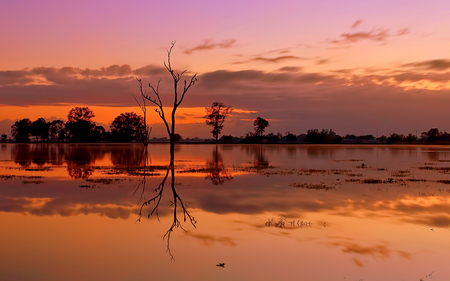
[{"left": 1, "top": 143, "right": 450, "bottom": 280}]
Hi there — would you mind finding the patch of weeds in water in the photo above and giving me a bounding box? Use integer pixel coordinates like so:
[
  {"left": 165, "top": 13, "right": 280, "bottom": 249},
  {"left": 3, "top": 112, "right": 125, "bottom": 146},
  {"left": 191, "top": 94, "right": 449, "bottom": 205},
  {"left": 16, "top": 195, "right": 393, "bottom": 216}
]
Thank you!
[
  {"left": 290, "top": 182, "right": 336, "bottom": 190},
  {"left": 406, "top": 178, "right": 428, "bottom": 182},
  {"left": 418, "top": 192, "right": 435, "bottom": 197},
  {"left": 333, "top": 159, "right": 364, "bottom": 162},
  {"left": 24, "top": 167, "right": 54, "bottom": 172},
  {"left": 345, "top": 178, "right": 361, "bottom": 183},
  {"left": 438, "top": 188, "right": 450, "bottom": 193},
  {"left": 436, "top": 180, "right": 450, "bottom": 184},
  {"left": 22, "top": 180, "right": 44, "bottom": 184},
  {"left": 103, "top": 165, "right": 164, "bottom": 176},
  {"left": 265, "top": 217, "right": 313, "bottom": 228},
  {"left": 0, "top": 174, "right": 44, "bottom": 180},
  {"left": 418, "top": 166, "right": 450, "bottom": 172},
  {"left": 438, "top": 160, "right": 450, "bottom": 162},
  {"left": 391, "top": 170, "right": 410, "bottom": 177},
  {"left": 377, "top": 168, "right": 387, "bottom": 171},
  {"left": 298, "top": 169, "right": 350, "bottom": 176},
  {"left": 424, "top": 162, "right": 437, "bottom": 165},
  {"left": 347, "top": 173, "right": 363, "bottom": 177},
  {"left": 362, "top": 178, "right": 383, "bottom": 184},
  {"left": 80, "top": 184, "right": 99, "bottom": 188},
  {"left": 85, "top": 178, "right": 123, "bottom": 185}
]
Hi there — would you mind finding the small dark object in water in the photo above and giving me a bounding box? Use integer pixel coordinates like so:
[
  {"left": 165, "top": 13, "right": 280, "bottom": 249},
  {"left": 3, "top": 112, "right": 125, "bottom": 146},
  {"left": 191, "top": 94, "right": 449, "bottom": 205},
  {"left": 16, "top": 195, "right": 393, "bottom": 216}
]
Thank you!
[
  {"left": 216, "top": 263, "right": 225, "bottom": 268},
  {"left": 361, "top": 163, "right": 366, "bottom": 168}
]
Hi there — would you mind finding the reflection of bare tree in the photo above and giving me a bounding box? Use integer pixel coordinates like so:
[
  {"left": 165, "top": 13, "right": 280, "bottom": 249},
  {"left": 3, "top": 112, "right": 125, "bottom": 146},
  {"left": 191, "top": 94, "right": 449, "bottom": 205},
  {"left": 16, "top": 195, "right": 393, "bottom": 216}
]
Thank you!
[
  {"left": 206, "top": 145, "right": 233, "bottom": 185},
  {"left": 136, "top": 147, "right": 196, "bottom": 261}
]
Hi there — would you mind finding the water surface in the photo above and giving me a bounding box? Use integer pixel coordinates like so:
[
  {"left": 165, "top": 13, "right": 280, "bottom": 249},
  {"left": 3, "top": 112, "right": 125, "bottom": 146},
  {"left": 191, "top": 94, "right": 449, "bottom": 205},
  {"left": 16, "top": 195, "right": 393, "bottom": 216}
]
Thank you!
[{"left": 1, "top": 144, "right": 450, "bottom": 280}]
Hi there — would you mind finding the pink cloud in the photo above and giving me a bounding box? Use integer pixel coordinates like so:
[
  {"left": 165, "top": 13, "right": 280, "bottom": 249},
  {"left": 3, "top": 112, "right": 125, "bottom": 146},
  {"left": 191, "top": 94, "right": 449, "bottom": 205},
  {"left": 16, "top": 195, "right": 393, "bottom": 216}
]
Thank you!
[
  {"left": 184, "top": 39, "right": 237, "bottom": 54},
  {"left": 351, "top": 20, "right": 362, "bottom": 29}
]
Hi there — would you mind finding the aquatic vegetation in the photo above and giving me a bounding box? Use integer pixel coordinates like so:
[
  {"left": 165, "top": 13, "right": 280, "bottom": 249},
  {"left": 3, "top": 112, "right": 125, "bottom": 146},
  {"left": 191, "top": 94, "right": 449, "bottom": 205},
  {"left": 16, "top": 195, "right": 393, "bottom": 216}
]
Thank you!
[
  {"left": 290, "top": 182, "right": 336, "bottom": 190},
  {"left": 85, "top": 178, "right": 124, "bottom": 185},
  {"left": 333, "top": 159, "right": 364, "bottom": 162},
  {"left": 362, "top": 178, "right": 383, "bottom": 184},
  {"left": 391, "top": 170, "right": 410, "bottom": 177},
  {"left": 0, "top": 174, "right": 44, "bottom": 180},
  {"left": 265, "top": 217, "right": 313, "bottom": 228},
  {"left": 22, "top": 180, "right": 44, "bottom": 184}
]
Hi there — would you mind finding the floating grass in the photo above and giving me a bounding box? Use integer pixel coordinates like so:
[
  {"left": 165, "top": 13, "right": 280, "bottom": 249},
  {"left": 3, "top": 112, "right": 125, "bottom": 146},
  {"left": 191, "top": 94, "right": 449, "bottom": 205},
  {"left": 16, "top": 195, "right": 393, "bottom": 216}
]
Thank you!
[{"left": 290, "top": 182, "right": 336, "bottom": 190}]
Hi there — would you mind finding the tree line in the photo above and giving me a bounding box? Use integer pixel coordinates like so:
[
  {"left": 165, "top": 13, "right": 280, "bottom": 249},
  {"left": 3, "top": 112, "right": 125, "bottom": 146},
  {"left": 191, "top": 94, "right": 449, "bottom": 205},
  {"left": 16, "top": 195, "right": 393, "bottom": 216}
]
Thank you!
[
  {"left": 6, "top": 107, "right": 147, "bottom": 143},
  {"left": 2, "top": 103, "right": 448, "bottom": 144}
]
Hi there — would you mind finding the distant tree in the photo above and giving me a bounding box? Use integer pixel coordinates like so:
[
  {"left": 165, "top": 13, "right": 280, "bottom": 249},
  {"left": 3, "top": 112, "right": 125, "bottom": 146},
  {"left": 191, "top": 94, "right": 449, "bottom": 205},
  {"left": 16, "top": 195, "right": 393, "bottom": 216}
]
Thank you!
[
  {"left": 1, "top": 134, "right": 7, "bottom": 142},
  {"left": 253, "top": 117, "right": 269, "bottom": 137},
  {"left": 285, "top": 131, "right": 297, "bottom": 142},
  {"left": 405, "top": 133, "right": 417, "bottom": 143},
  {"left": 31, "top": 118, "right": 49, "bottom": 141},
  {"left": 205, "top": 102, "right": 233, "bottom": 142},
  {"left": 387, "top": 133, "right": 405, "bottom": 144},
  {"left": 11, "top": 118, "right": 32, "bottom": 142},
  {"left": 66, "top": 107, "right": 96, "bottom": 142},
  {"left": 220, "top": 135, "right": 235, "bottom": 143},
  {"left": 110, "top": 112, "right": 145, "bottom": 142},
  {"left": 427, "top": 128, "right": 440, "bottom": 143},
  {"left": 306, "top": 129, "right": 339, "bottom": 143},
  {"left": 48, "top": 120, "right": 66, "bottom": 142},
  {"left": 173, "top": 133, "right": 182, "bottom": 142}
]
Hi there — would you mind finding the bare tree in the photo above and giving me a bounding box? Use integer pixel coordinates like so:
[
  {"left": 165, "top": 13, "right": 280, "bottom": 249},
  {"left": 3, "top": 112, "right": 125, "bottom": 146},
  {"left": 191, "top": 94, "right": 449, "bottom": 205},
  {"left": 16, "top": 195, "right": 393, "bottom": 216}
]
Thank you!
[
  {"left": 137, "top": 41, "right": 197, "bottom": 163},
  {"left": 135, "top": 42, "right": 198, "bottom": 260},
  {"left": 205, "top": 102, "right": 233, "bottom": 142}
]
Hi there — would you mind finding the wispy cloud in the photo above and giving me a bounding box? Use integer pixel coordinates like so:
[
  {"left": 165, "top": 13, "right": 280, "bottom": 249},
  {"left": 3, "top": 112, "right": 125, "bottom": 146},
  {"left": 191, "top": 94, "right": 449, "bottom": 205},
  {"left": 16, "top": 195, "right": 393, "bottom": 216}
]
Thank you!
[
  {"left": 183, "top": 39, "right": 236, "bottom": 54},
  {"left": 351, "top": 19, "right": 362, "bottom": 29},
  {"left": 402, "top": 59, "right": 450, "bottom": 70},
  {"left": 329, "top": 26, "right": 410, "bottom": 45},
  {"left": 316, "top": 58, "right": 330, "bottom": 65},
  {"left": 251, "top": 55, "right": 305, "bottom": 63}
]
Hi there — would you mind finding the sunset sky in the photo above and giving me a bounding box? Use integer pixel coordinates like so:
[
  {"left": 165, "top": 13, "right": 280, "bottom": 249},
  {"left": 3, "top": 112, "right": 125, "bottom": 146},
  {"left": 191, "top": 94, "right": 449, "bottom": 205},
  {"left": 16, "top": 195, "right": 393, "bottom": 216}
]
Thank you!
[{"left": 2, "top": 0, "right": 450, "bottom": 138}]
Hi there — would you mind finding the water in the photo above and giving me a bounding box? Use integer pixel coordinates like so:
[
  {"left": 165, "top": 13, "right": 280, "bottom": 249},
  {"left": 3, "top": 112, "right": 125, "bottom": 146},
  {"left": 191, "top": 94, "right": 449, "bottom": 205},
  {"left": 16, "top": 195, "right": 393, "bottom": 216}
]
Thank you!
[{"left": 1, "top": 143, "right": 450, "bottom": 280}]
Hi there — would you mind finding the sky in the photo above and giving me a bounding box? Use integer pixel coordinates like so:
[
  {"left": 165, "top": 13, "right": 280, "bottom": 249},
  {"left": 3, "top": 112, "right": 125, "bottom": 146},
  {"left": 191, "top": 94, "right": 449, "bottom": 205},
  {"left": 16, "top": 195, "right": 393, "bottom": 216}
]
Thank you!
[{"left": 2, "top": 0, "right": 450, "bottom": 138}]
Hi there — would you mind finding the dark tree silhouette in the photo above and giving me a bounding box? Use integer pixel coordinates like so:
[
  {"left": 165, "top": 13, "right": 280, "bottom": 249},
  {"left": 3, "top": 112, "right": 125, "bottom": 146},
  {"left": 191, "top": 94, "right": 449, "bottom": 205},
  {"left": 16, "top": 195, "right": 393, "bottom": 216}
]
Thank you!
[
  {"left": 254, "top": 117, "right": 269, "bottom": 137},
  {"left": 427, "top": 128, "right": 440, "bottom": 143},
  {"left": 1, "top": 134, "right": 7, "bottom": 142},
  {"left": 110, "top": 112, "right": 145, "bottom": 142},
  {"left": 65, "top": 107, "right": 96, "bottom": 142},
  {"left": 31, "top": 118, "right": 49, "bottom": 141},
  {"left": 91, "top": 125, "right": 106, "bottom": 142},
  {"left": 48, "top": 120, "right": 66, "bottom": 142},
  {"left": 11, "top": 118, "right": 32, "bottom": 142},
  {"left": 205, "top": 102, "right": 233, "bottom": 142}
]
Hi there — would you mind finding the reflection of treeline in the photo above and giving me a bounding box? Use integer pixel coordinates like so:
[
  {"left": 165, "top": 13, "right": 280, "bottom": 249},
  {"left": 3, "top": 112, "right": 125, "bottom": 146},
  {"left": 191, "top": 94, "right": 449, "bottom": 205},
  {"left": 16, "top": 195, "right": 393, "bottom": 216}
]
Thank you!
[{"left": 7, "top": 107, "right": 147, "bottom": 143}]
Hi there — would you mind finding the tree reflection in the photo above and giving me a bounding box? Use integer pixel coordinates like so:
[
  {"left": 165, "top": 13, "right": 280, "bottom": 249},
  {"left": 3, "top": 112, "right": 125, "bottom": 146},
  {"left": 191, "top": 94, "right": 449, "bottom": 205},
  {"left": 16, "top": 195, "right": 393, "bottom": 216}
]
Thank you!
[
  {"left": 65, "top": 145, "right": 105, "bottom": 179},
  {"left": 135, "top": 147, "right": 196, "bottom": 261},
  {"left": 205, "top": 145, "right": 233, "bottom": 185}
]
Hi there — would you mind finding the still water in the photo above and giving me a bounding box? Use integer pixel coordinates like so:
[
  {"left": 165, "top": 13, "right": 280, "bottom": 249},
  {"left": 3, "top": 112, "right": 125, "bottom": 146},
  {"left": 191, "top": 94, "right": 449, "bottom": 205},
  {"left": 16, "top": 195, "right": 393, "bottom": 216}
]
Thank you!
[{"left": 1, "top": 143, "right": 450, "bottom": 280}]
